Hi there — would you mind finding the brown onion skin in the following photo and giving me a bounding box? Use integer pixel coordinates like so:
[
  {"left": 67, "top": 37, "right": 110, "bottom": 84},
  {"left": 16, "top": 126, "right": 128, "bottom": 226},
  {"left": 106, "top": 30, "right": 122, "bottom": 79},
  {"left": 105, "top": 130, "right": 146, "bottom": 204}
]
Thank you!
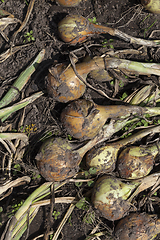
[
  {"left": 36, "top": 137, "right": 81, "bottom": 182},
  {"left": 141, "top": 0, "right": 160, "bottom": 14},
  {"left": 60, "top": 99, "right": 107, "bottom": 140},
  {"left": 57, "top": 0, "right": 82, "bottom": 7},
  {"left": 47, "top": 63, "right": 86, "bottom": 103},
  {"left": 114, "top": 212, "right": 160, "bottom": 240},
  {"left": 117, "top": 145, "right": 154, "bottom": 179},
  {"left": 47, "top": 57, "right": 105, "bottom": 103}
]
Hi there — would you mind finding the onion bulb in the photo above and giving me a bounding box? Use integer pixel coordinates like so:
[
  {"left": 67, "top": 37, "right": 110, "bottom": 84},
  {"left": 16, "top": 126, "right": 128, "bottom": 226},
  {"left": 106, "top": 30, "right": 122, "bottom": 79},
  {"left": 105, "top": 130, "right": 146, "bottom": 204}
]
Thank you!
[
  {"left": 91, "top": 175, "right": 139, "bottom": 221},
  {"left": 91, "top": 174, "right": 160, "bottom": 221},
  {"left": 47, "top": 56, "right": 160, "bottom": 103},
  {"left": 141, "top": 0, "right": 160, "bottom": 14},
  {"left": 47, "top": 57, "right": 105, "bottom": 103},
  {"left": 60, "top": 98, "right": 160, "bottom": 140},
  {"left": 58, "top": 14, "right": 115, "bottom": 44},
  {"left": 47, "top": 62, "right": 86, "bottom": 103},
  {"left": 36, "top": 129, "right": 109, "bottom": 182},
  {"left": 114, "top": 212, "right": 160, "bottom": 240},
  {"left": 117, "top": 142, "right": 159, "bottom": 179},
  {"left": 36, "top": 137, "right": 80, "bottom": 182},
  {"left": 56, "top": 0, "right": 82, "bottom": 7},
  {"left": 58, "top": 14, "right": 160, "bottom": 48},
  {"left": 86, "top": 124, "right": 160, "bottom": 174}
]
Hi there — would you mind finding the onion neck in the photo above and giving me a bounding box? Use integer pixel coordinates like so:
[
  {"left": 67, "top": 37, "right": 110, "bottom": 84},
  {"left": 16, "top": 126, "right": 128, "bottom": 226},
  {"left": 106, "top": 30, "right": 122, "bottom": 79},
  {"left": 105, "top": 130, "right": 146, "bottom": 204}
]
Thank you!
[
  {"left": 75, "top": 128, "right": 106, "bottom": 159},
  {"left": 75, "top": 57, "right": 105, "bottom": 76},
  {"left": 92, "top": 22, "right": 116, "bottom": 36}
]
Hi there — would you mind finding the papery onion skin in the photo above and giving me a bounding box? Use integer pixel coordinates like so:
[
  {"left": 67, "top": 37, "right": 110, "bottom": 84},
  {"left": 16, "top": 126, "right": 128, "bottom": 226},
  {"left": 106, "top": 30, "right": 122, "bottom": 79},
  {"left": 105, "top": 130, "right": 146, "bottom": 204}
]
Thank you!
[
  {"left": 57, "top": 0, "right": 82, "bottom": 7},
  {"left": 91, "top": 175, "right": 137, "bottom": 221},
  {"left": 117, "top": 145, "right": 156, "bottom": 179},
  {"left": 36, "top": 137, "right": 81, "bottom": 182},
  {"left": 141, "top": 0, "right": 160, "bottom": 14},
  {"left": 114, "top": 212, "right": 160, "bottom": 240}
]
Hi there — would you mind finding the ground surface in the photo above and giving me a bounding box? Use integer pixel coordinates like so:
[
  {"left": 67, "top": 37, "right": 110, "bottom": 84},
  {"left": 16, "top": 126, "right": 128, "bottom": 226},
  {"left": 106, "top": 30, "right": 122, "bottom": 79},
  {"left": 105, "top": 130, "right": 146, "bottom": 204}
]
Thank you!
[{"left": 1, "top": 0, "right": 160, "bottom": 239}]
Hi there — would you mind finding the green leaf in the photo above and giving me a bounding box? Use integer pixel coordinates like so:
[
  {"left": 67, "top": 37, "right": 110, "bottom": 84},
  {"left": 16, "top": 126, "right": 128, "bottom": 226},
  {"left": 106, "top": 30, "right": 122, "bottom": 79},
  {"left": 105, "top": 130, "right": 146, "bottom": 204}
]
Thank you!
[
  {"left": 75, "top": 182, "right": 83, "bottom": 187},
  {"left": 87, "top": 180, "right": 94, "bottom": 187},
  {"left": 76, "top": 198, "right": 88, "bottom": 210},
  {"left": 88, "top": 167, "right": 97, "bottom": 175}
]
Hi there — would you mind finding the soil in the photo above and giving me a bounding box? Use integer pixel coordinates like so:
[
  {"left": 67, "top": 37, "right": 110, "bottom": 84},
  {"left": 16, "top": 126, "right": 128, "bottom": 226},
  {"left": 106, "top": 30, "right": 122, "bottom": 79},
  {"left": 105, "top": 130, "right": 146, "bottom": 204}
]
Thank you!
[{"left": 0, "top": 0, "right": 160, "bottom": 239}]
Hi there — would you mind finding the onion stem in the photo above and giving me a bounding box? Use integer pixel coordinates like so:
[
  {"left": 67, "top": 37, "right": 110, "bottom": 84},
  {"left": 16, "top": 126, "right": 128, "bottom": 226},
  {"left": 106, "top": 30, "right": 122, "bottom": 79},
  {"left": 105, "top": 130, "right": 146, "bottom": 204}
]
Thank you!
[{"left": 0, "top": 49, "right": 45, "bottom": 109}]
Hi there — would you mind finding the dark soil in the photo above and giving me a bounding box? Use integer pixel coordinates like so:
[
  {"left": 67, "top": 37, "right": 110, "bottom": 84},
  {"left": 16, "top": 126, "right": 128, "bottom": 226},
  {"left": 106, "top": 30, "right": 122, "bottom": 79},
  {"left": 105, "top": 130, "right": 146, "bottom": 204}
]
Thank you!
[{"left": 1, "top": 0, "right": 160, "bottom": 239}]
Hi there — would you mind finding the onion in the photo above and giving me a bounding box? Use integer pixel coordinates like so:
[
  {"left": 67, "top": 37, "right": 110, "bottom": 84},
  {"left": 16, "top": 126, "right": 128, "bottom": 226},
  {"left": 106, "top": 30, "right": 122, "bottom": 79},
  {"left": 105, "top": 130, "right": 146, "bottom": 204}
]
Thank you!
[
  {"left": 114, "top": 212, "right": 160, "bottom": 240},
  {"left": 47, "top": 62, "right": 86, "bottom": 103},
  {"left": 56, "top": 0, "right": 82, "bottom": 7},
  {"left": 58, "top": 14, "right": 160, "bottom": 47},
  {"left": 86, "top": 125, "right": 160, "bottom": 174},
  {"left": 47, "top": 57, "right": 106, "bottom": 103},
  {"left": 47, "top": 55, "right": 160, "bottom": 103},
  {"left": 117, "top": 143, "right": 159, "bottom": 179},
  {"left": 91, "top": 175, "right": 139, "bottom": 221},
  {"left": 60, "top": 98, "right": 160, "bottom": 140},
  {"left": 141, "top": 0, "right": 160, "bottom": 14},
  {"left": 36, "top": 137, "right": 81, "bottom": 182},
  {"left": 36, "top": 127, "right": 114, "bottom": 182},
  {"left": 91, "top": 173, "right": 160, "bottom": 221},
  {"left": 58, "top": 14, "right": 110, "bottom": 44}
]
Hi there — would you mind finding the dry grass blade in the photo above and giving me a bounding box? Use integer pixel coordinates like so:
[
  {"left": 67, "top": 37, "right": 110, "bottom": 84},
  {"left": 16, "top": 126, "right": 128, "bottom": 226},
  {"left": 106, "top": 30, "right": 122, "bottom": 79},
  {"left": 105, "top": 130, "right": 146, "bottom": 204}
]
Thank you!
[
  {"left": 0, "top": 17, "right": 20, "bottom": 28},
  {"left": 0, "top": 138, "right": 13, "bottom": 154},
  {"left": 0, "top": 91, "right": 43, "bottom": 122},
  {"left": 0, "top": 9, "right": 21, "bottom": 42},
  {"left": 0, "top": 44, "right": 31, "bottom": 63},
  {"left": 0, "top": 132, "right": 28, "bottom": 143},
  {"left": 31, "top": 197, "right": 76, "bottom": 207},
  {"left": 0, "top": 176, "right": 31, "bottom": 198}
]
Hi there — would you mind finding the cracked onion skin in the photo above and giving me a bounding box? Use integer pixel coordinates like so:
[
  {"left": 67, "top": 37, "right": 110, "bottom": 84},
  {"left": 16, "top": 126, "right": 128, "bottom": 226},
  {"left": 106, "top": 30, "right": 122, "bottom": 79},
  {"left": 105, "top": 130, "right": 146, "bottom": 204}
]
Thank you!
[
  {"left": 36, "top": 137, "right": 81, "bottom": 182},
  {"left": 91, "top": 175, "right": 138, "bottom": 221},
  {"left": 117, "top": 144, "right": 157, "bottom": 179},
  {"left": 114, "top": 212, "right": 160, "bottom": 240},
  {"left": 57, "top": 0, "right": 82, "bottom": 7},
  {"left": 141, "top": 0, "right": 160, "bottom": 14}
]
